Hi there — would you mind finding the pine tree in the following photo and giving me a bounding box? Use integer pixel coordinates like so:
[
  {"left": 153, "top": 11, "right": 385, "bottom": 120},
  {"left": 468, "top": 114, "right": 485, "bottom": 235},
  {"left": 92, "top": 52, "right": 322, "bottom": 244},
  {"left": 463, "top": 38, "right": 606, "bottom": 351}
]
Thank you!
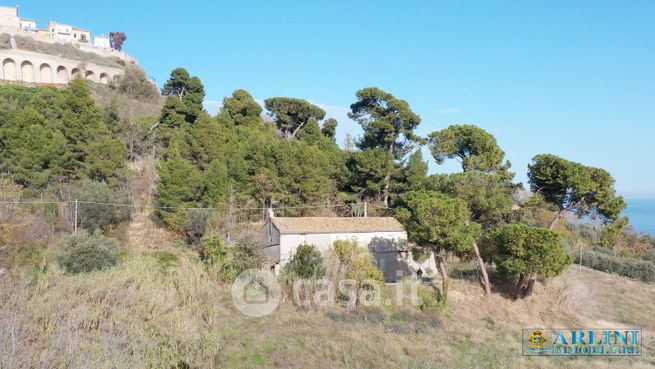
[
  {"left": 155, "top": 140, "right": 203, "bottom": 231},
  {"left": 492, "top": 224, "right": 573, "bottom": 299}
]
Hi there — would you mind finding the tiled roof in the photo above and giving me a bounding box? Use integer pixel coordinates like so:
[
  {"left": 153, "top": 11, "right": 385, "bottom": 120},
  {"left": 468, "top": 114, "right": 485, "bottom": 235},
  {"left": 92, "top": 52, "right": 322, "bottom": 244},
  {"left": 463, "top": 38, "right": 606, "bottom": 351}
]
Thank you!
[{"left": 272, "top": 217, "right": 405, "bottom": 234}]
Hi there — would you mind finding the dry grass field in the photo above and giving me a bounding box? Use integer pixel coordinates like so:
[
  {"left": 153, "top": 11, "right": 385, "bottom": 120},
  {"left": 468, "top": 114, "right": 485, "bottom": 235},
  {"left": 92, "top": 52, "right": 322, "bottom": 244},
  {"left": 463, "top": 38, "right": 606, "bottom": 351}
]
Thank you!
[{"left": 1, "top": 247, "right": 653, "bottom": 369}]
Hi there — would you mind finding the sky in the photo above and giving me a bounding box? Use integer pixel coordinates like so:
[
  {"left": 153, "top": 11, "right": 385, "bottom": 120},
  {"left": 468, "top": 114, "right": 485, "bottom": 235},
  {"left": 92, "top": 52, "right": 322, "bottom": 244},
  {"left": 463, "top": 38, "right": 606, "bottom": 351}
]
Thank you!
[{"left": 19, "top": 1, "right": 655, "bottom": 197}]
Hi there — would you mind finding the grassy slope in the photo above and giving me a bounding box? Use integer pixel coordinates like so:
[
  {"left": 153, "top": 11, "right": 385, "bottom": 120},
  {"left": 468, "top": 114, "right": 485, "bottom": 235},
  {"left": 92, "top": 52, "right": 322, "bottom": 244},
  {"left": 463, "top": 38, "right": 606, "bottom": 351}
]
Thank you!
[{"left": 0, "top": 248, "right": 653, "bottom": 369}]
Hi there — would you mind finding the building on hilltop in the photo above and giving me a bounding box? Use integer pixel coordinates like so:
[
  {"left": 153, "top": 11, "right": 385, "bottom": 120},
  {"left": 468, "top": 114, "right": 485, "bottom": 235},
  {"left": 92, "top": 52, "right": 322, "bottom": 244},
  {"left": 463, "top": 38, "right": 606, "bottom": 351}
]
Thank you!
[
  {"left": 19, "top": 18, "right": 36, "bottom": 31},
  {"left": 1, "top": 6, "right": 112, "bottom": 51},
  {"left": 48, "top": 21, "right": 73, "bottom": 42},
  {"left": 0, "top": 5, "right": 144, "bottom": 85},
  {"left": 94, "top": 35, "right": 110, "bottom": 49},
  {"left": 72, "top": 27, "right": 90, "bottom": 43},
  {"left": 0, "top": 6, "right": 19, "bottom": 28}
]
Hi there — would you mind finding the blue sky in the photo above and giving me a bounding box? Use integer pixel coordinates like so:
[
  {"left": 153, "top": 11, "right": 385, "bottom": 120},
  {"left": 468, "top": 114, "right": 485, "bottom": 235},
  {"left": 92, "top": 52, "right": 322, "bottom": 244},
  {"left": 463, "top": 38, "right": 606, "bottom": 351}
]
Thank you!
[{"left": 20, "top": 1, "right": 655, "bottom": 197}]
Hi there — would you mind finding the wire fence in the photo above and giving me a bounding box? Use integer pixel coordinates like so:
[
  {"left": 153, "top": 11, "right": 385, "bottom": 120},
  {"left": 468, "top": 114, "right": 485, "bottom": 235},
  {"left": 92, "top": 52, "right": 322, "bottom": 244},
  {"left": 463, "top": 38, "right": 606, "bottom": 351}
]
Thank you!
[
  {"left": 0, "top": 199, "right": 395, "bottom": 235},
  {"left": 0, "top": 200, "right": 388, "bottom": 212}
]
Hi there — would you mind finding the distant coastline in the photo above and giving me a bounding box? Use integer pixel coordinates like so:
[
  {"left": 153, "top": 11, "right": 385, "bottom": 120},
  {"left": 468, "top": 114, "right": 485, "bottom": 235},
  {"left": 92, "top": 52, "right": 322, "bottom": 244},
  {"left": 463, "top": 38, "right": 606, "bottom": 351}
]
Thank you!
[{"left": 624, "top": 198, "right": 655, "bottom": 235}]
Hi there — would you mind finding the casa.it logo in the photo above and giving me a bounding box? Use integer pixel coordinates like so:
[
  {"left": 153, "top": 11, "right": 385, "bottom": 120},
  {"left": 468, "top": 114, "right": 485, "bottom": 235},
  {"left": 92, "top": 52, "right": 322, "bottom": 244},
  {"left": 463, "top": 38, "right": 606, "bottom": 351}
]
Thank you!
[
  {"left": 522, "top": 328, "right": 642, "bottom": 356},
  {"left": 231, "top": 269, "right": 282, "bottom": 317}
]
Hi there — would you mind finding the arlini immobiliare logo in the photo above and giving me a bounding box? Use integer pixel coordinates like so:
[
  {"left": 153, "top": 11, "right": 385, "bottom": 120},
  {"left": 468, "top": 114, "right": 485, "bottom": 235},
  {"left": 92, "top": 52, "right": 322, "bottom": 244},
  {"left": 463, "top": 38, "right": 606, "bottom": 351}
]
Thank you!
[{"left": 522, "top": 328, "right": 642, "bottom": 356}]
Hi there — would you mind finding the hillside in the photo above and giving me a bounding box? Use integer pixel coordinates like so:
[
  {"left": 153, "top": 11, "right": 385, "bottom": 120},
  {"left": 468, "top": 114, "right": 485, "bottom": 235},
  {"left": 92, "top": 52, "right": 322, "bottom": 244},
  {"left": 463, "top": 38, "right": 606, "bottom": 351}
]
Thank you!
[
  {"left": 0, "top": 33, "right": 129, "bottom": 69},
  {"left": 0, "top": 249, "right": 652, "bottom": 369},
  {"left": 0, "top": 65, "right": 652, "bottom": 369}
]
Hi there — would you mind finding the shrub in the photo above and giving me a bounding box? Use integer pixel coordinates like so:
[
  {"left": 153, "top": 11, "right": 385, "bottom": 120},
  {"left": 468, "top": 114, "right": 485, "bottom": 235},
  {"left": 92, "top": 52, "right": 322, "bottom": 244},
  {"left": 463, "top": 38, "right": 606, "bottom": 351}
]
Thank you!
[
  {"left": 577, "top": 247, "right": 655, "bottom": 282},
  {"left": 57, "top": 230, "right": 119, "bottom": 273},
  {"left": 149, "top": 251, "right": 178, "bottom": 271},
  {"left": 329, "top": 239, "right": 384, "bottom": 284},
  {"left": 417, "top": 286, "right": 446, "bottom": 312},
  {"left": 75, "top": 179, "right": 132, "bottom": 231},
  {"left": 113, "top": 65, "right": 159, "bottom": 101},
  {"left": 202, "top": 236, "right": 255, "bottom": 282},
  {"left": 11, "top": 244, "right": 44, "bottom": 269},
  {"left": 286, "top": 243, "right": 324, "bottom": 278}
]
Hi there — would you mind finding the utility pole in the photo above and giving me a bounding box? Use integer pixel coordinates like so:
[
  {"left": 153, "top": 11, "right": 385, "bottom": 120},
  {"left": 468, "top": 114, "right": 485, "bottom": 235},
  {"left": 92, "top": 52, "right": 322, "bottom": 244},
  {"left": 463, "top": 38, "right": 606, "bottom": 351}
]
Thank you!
[{"left": 74, "top": 198, "right": 78, "bottom": 234}]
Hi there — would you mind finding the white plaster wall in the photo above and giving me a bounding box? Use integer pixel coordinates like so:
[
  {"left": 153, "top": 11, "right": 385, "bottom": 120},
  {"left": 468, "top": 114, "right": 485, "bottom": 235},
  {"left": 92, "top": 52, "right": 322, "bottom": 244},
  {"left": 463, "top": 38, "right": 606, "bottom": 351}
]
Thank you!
[
  {"left": 0, "top": 48, "right": 122, "bottom": 84},
  {"left": 0, "top": 7, "right": 19, "bottom": 28},
  {"left": 278, "top": 231, "right": 408, "bottom": 263},
  {"left": 278, "top": 231, "right": 417, "bottom": 281}
]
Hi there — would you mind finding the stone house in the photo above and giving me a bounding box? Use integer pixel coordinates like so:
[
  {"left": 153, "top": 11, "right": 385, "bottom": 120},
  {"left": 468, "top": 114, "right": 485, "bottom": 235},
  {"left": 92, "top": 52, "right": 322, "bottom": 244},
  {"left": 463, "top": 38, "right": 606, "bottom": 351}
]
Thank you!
[{"left": 261, "top": 215, "right": 421, "bottom": 282}]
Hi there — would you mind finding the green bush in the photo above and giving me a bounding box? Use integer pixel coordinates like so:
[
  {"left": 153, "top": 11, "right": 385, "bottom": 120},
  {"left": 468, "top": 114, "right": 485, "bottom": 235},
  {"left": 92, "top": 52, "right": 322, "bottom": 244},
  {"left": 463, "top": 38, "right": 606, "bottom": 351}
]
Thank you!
[
  {"left": 417, "top": 287, "right": 446, "bottom": 312},
  {"left": 577, "top": 247, "right": 655, "bottom": 282},
  {"left": 75, "top": 179, "right": 132, "bottom": 231},
  {"left": 286, "top": 243, "right": 324, "bottom": 278},
  {"left": 202, "top": 236, "right": 254, "bottom": 282},
  {"left": 57, "top": 230, "right": 119, "bottom": 273},
  {"left": 330, "top": 240, "right": 384, "bottom": 284},
  {"left": 113, "top": 65, "right": 159, "bottom": 101}
]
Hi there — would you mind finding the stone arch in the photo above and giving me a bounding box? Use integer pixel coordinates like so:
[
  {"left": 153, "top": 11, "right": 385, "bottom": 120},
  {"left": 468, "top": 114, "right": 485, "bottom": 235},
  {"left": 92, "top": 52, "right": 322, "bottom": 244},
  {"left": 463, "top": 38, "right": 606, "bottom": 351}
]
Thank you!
[
  {"left": 3, "top": 58, "right": 16, "bottom": 81},
  {"left": 85, "top": 70, "right": 97, "bottom": 82},
  {"left": 56, "top": 66, "right": 69, "bottom": 83},
  {"left": 21, "top": 61, "right": 35, "bottom": 82},
  {"left": 71, "top": 68, "right": 81, "bottom": 79},
  {"left": 39, "top": 63, "right": 53, "bottom": 84},
  {"left": 99, "top": 72, "right": 109, "bottom": 85}
]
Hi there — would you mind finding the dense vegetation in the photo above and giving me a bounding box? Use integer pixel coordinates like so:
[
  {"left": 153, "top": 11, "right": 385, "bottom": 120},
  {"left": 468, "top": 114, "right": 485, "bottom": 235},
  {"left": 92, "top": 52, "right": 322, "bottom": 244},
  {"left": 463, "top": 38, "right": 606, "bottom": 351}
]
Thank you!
[{"left": 0, "top": 66, "right": 652, "bottom": 304}]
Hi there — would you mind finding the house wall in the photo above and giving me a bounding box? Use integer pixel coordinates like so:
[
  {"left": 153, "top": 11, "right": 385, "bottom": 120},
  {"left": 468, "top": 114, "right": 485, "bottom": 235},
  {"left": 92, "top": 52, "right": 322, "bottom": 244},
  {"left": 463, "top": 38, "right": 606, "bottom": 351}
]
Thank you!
[
  {"left": 260, "top": 219, "right": 280, "bottom": 262},
  {"left": 93, "top": 36, "right": 110, "bottom": 49},
  {"left": 0, "top": 7, "right": 19, "bottom": 28},
  {"left": 49, "top": 22, "right": 73, "bottom": 42},
  {"left": 278, "top": 231, "right": 413, "bottom": 282},
  {"left": 73, "top": 29, "right": 91, "bottom": 43},
  {"left": 19, "top": 20, "right": 36, "bottom": 31}
]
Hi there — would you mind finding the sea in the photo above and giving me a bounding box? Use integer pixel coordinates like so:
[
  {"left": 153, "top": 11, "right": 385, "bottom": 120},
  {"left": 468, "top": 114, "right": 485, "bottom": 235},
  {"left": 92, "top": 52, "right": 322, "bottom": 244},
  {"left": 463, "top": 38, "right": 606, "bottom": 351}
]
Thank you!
[{"left": 624, "top": 198, "right": 655, "bottom": 235}]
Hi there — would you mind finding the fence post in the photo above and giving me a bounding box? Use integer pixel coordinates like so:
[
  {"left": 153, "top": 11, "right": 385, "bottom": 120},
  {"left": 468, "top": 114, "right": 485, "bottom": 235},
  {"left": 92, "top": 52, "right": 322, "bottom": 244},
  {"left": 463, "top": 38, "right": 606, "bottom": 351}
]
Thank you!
[
  {"left": 74, "top": 198, "right": 78, "bottom": 234},
  {"left": 364, "top": 202, "right": 367, "bottom": 217},
  {"left": 579, "top": 242, "right": 583, "bottom": 276}
]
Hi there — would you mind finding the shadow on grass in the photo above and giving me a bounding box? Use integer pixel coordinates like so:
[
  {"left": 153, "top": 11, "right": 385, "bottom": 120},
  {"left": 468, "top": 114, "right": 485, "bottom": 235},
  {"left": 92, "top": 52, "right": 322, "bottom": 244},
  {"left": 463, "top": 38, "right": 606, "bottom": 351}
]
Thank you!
[{"left": 489, "top": 272, "right": 522, "bottom": 300}]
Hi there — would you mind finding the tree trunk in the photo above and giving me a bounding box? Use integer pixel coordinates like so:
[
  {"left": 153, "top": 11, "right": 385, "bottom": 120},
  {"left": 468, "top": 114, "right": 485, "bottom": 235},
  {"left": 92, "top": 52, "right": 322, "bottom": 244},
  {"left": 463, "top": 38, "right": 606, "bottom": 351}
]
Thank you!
[
  {"left": 148, "top": 120, "right": 161, "bottom": 133},
  {"left": 514, "top": 274, "right": 525, "bottom": 299},
  {"left": 549, "top": 197, "right": 586, "bottom": 230},
  {"left": 524, "top": 274, "right": 537, "bottom": 297},
  {"left": 472, "top": 242, "right": 491, "bottom": 297},
  {"left": 382, "top": 141, "right": 396, "bottom": 208},
  {"left": 382, "top": 172, "right": 390, "bottom": 207},
  {"left": 290, "top": 123, "right": 304, "bottom": 139},
  {"left": 436, "top": 255, "right": 448, "bottom": 300},
  {"left": 548, "top": 209, "right": 568, "bottom": 230}
]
